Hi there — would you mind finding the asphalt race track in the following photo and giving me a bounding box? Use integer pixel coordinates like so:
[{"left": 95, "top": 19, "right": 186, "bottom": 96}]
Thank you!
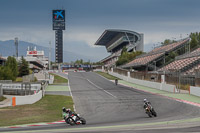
[{"left": 1, "top": 71, "right": 200, "bottom": 133}]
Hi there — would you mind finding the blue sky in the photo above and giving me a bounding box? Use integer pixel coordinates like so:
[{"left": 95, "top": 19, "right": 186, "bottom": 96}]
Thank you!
[{"left": 0, "top": 0, "right": 200, "bottom": 61}]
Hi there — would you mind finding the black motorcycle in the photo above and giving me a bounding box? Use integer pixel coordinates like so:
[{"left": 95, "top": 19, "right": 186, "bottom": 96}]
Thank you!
[
  {"left": 145, "top": 104, "right": 157, "bottom": 117},
  {"left": 66, "top": 114, "right": 86, "bottom": 126}
]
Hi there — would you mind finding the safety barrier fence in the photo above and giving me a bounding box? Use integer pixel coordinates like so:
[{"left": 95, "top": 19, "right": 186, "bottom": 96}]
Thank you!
[
  {"left": 8, "top": 81, "right": 48, "bottom": 106},
  {"left": 108, "top": 71, "right": 177, "bottom": 93},
  {"left": 190, "top": 86, "right": 200, "bottom": 97},
  {"left": 11, "top": 90, "right": 43, "bottom": 106},
  {"left": 106, "top": 69, "right": 200, "bottom": 98}
]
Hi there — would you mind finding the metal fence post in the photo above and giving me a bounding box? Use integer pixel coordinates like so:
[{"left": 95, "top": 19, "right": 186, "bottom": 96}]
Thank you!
[
  {"left": 21, "top": 83, "right": 23, "bottom": 95},
  {"left": 178, "top": 70, "right": 181, "bottom": 92}
]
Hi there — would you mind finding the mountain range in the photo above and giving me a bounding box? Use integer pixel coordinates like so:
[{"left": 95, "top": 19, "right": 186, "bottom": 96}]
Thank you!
[
  {"left": 0, "top": 40, "right": 153, "bottom": 63},
  {"left": 0, "top": 40, "right": 106, "bottom": 62}
]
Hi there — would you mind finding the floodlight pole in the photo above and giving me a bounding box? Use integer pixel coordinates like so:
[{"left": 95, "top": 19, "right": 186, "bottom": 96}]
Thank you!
[{"left": 14, "top": 37, "right": 18, "bottom": 58}]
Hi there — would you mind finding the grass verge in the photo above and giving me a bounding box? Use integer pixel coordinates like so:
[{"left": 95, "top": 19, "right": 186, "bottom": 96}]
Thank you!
[
  {"left": 95, "top": 71, "right": 120, "bottom": 80},
  {"left": 15, "top": 77, "right": 23, "bottom": 82},
  {"left": 0, "top": 95, "right": 73, "bottom": 127},
  {"left": 0, "top": 96, "right": 6, "bottom": 102},
  {"left": 50, "top": 73, "right": 68, "bottom": 84}
]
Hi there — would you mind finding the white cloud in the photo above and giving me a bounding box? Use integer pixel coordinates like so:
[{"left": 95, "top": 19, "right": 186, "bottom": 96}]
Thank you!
[
  {"left": 65, "top": 29, "right": 102, "bottom": 47},
  {"left": 144, "top": 31, "right": 189, "bottom": 45},
  {"left": 0, "top": 27, "right": 54, "bottom": 47},
  {"left": 0, "top": 26, "right": 103, "bottom": 49}
]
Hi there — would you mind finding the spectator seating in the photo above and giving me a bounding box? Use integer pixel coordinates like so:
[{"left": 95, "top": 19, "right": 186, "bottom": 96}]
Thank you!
[{"left": 123, "top": 38, "right": 189, "bottom": 68}]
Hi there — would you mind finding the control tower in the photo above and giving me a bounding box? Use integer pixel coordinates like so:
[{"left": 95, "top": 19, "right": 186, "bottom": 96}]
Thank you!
[{"left": 52, "top": 10, "right": 65, "bottom": 63}]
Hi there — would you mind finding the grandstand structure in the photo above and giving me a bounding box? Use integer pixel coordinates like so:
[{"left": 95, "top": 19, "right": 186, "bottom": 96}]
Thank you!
[
  {"left": 122, "top": 38, "right": 190, "bottom": 71},
  {"left": 25, "top": 46, "right": 48, "bottom": 70},
  {"left": 2, "top": 46, "right": 48, "bottom": 72},
  {"left": 95, "top": 29, "right": 144, "bottom": 67},
  {"left": 158, "top": 47, "right": 200, "bottom": 76}
]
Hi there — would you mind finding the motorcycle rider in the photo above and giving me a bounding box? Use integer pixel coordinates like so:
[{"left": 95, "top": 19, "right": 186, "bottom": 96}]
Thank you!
[
  {"left": 66, "top": 108, "right": 79, "bottom": 121},
  {"left": 143, "top": 99, "right": 157, "bottom": 117},
  {"left": 143, "top": 99, "right": 151, "bottom": 109},
  {"left": 62, "top": 107, "right": 68, "bottom": 119},
  {"left": 62, "top": 107, "right": 78, "bottom": 122},
  {"left": 115, "top": 79, "right": 118, "bottom": 85}
]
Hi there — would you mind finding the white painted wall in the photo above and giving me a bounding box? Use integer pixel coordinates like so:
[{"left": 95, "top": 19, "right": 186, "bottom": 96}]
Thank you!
[
  {"left": 190, "top": 86, "right": 200, "bottom": 97},
  {"left": 108, "top": 71, "right": 175, "bottom": 93},
  {"left": 12, "top": 90, "right": 43, "bottom": 105}
]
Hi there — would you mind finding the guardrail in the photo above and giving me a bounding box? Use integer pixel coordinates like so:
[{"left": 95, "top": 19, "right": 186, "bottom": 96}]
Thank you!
[
  {"left": 1, "top": 83, "right": 41, "bottom": 91},
  {"left": 0, "top": 80, "right": 12, "bottom": 83},
  {"left": 0, "top": 82, "right": 42, "bottom": 96},
  {"left": 108, "top": 71, "right": 177, "bottom": 93}
]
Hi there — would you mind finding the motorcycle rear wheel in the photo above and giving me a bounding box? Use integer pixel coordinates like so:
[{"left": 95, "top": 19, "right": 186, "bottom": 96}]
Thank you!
[
  {"left": 147, "top": 112, "right": 152, "bottom": 117},
  {"left": 152, "top": 111, "right": 157, "bottom": 117},
  {"left": 152, "top": 109, "right": 157, "bottom": 117},
  {"left": 68, "top": 118, "right": 76, "bottom": 126}
]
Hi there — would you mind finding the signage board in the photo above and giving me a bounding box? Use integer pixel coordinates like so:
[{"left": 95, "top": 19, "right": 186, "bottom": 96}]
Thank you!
[{"left": 52, "top": 10, "right": 65, "bottom": 30}]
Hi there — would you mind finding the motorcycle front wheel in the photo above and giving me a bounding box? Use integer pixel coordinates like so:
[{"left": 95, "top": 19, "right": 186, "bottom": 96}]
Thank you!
[{"left": 80, "top": 117, "right": 86, "bottom": 125}]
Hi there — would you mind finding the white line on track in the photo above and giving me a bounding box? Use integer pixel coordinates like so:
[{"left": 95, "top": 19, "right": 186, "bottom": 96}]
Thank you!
[
  {"left": 87, "top": 79, "right": 117, "bottom": 98},
  {"left": 58, "top": 72, "right": 77, "bottom": 112},
  {"left": 68, "top": 79, "right": 76, "bottom": 112}
]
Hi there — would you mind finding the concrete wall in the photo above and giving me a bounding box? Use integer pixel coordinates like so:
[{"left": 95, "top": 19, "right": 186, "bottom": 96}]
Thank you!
[
  {"left": 108, "top": 71, "right": 176, "bottom": 93},
  {"left": 12, "top": 90, "right": 43, "bottom": 105},
  {"left": 190, "top": 86, "right": 200, "bottom": 97}
]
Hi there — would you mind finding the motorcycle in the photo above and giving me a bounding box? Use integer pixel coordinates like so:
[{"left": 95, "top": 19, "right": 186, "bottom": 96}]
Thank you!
[
  {"left": 65, "top": 114, "right": 86, "bottom": 126},
  {"left": 145, "top": 104, "right": 157, "bottom": 117}
]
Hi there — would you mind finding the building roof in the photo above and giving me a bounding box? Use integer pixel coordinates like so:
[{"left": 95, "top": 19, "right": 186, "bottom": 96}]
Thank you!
[
  {"left": 124, "top": 53, "right": 163, "bottom": 68},
  {"left": 94, "top": 29, "right": 142, "bottom": 47}
]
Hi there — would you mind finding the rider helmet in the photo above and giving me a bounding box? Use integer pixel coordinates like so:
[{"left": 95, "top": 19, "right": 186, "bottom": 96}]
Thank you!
[
  {"left": 66, "top": 108, "right": 71, "bottom": 113},
  {"left": 62, "top": 107, "right": 66, "bottom": 112},
  {"left": 144, "top": 99, "right": 147, "bottom": 103}
]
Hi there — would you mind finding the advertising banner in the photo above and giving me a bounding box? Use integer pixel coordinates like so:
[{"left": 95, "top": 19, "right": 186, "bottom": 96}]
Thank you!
[{"left": 52, "top": 10, "right": 65, "bottom": 30}]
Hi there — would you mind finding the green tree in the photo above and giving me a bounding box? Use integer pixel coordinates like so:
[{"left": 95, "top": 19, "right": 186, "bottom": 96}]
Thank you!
[
  {"left": 161, "top": 39, "right": 177, "bottom": 46},
  {"left": 0, "top": 66, "right": 15, "bottom": 80},
  {"left": 189, "top": 32, "right": 200, "bottom": 49},
  {"left": 0, "top": 57, "right": 18, "bottom": 81},
  {"left": 5, "top": 56, "right": 18, "bottom": 79},
  {"left": 18, "top": 56, "right": 29, "bottom": 77},
  {"left": 165, "top": 51, "right": 177, "bottom": 64},
  {"left": 161, "top": 39, "right": 171, "bottom": 45},
  {"left": 0, "top": 66, "right": 5, "bottom": 80},
  {"left": 121, "top": 47, "right": 127, "bottom": 55},
  {"left": 116, "top": 51, "right": 143, "bottom": 66}
]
